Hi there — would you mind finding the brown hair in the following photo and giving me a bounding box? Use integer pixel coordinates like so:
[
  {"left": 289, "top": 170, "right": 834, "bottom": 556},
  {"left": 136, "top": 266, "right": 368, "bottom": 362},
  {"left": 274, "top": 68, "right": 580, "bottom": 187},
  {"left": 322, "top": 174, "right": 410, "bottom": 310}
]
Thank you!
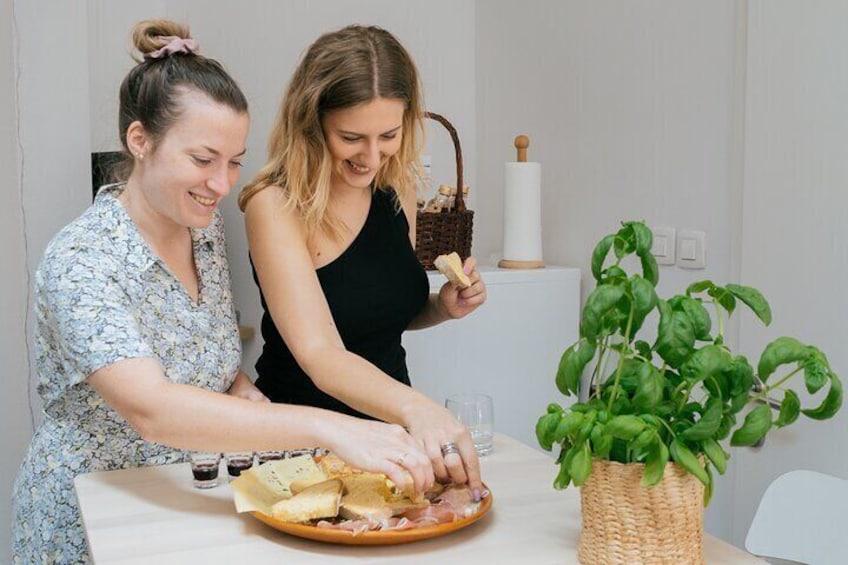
[
  {"left": 238, "top": 25, "right": 424, "bottom": 240},
  {"left": 113, "top": 20, "right": 248, "bottom": 180}
]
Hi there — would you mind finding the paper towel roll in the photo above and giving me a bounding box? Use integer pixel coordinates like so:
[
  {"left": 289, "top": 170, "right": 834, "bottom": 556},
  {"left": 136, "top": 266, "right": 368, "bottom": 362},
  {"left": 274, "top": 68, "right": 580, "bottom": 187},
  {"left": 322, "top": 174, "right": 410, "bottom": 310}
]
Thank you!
[{"left": 502, "top": 161, "right": 543, "bottom": 264}]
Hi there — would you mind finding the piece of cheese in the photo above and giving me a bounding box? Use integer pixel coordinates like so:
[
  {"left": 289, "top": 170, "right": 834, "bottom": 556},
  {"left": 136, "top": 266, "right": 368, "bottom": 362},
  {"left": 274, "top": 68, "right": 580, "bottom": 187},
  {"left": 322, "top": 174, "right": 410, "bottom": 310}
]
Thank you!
[
  {"left": 231, "top": 456, "right": 328, "bottom": 514},
  {"left": 434, "top": 252, "right": 471, "bottom": 289}
]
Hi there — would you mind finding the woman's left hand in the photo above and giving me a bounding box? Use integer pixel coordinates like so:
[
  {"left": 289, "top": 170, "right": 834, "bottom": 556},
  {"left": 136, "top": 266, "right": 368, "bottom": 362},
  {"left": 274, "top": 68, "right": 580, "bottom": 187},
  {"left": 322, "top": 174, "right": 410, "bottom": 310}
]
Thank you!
[
  {"left": 438, "top": 256, "right": 487, "bottom": 319},
  {"left": 227, "top": 371, "right": 271, "bottom": 402}
]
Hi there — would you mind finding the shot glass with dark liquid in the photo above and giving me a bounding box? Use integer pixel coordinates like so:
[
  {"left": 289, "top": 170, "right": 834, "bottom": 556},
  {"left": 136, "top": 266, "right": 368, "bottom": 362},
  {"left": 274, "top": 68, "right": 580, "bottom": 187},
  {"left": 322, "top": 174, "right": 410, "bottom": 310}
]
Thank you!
[
  {"left": 189, "top": 452, "right": 221, "bottom": 489},
  {"left": 225, "top": 451, "right": 255, "bottom": 479},
  {"left": 256, "top": 450, "right": 284, "bottom": 465},
  {"left": 286, "top": 448, "right": 315, "bottom": 459}
]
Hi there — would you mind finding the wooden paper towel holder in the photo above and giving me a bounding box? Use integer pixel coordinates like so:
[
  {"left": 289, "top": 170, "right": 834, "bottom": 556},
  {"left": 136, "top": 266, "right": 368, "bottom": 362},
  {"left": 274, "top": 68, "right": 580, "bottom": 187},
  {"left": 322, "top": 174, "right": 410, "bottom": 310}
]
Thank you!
[{"left": 498, "top": 135, "right": 546, "bottom": 270}]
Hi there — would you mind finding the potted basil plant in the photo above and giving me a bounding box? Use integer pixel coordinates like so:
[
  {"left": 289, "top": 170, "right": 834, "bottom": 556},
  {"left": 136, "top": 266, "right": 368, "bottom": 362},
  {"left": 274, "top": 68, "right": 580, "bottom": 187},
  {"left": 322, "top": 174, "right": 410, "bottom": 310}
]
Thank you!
[{"left": 536, "top": 220, "right": 842, "bottom": 565}]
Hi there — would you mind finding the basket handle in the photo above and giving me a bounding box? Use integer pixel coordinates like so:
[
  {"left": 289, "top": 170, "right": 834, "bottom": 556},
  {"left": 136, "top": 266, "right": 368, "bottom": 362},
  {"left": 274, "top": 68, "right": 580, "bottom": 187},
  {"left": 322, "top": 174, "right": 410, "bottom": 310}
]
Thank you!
[{"left": 424, "top": 111, "right": 466, "bottom": 212}]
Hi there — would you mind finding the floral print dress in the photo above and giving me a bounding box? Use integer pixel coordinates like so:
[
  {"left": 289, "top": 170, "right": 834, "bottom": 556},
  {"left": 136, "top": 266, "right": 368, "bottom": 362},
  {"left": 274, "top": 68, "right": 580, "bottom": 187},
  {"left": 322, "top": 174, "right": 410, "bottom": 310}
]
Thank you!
[{"left": 12, "top": 184, "right": 241, "bottom": 564}]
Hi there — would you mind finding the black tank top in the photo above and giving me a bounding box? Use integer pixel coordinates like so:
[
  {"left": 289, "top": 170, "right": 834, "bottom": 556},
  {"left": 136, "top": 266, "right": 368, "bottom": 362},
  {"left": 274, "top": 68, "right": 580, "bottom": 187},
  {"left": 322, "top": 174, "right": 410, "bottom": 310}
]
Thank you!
[{"left": 252, "top": 188, "right": 430, "bottom": 418}]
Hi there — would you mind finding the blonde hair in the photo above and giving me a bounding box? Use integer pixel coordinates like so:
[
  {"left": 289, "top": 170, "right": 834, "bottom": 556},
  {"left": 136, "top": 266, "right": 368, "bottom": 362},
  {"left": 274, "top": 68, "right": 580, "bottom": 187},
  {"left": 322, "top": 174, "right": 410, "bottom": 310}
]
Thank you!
[{"left": 239, "top": 25, "right": 424, "bottom": 239}]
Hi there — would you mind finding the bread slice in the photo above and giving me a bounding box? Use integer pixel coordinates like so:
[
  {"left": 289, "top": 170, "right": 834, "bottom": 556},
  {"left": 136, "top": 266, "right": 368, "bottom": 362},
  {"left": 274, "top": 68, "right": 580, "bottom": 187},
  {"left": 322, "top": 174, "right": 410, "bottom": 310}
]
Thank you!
[
  {"left": 270, "top": 479, "right": 343, "bottom": 523},
  {"left": 434, "top": 252, "right": 471, "bottom": 289}
]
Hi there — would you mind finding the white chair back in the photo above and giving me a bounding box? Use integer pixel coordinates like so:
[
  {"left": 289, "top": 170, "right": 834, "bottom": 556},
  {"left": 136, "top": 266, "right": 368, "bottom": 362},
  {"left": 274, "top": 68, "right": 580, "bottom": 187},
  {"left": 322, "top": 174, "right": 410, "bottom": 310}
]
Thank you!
[{"left": 746, "top": 469, "right": 848, "bottom": 565}]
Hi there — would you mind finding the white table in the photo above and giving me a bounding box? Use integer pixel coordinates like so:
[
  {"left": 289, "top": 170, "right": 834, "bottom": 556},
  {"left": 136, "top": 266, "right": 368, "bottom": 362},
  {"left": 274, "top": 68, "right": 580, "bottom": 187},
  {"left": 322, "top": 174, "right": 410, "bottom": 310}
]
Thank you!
[{"left": 74, "top": 434, "right": 765, "bottom": 564}]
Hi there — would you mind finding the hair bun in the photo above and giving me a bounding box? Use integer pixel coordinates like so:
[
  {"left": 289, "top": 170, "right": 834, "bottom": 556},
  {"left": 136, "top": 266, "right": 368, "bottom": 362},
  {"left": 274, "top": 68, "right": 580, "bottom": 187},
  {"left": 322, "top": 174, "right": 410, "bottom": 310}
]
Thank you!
[{"left": 132, "top": 19, "right": 194, "bottom": 61}]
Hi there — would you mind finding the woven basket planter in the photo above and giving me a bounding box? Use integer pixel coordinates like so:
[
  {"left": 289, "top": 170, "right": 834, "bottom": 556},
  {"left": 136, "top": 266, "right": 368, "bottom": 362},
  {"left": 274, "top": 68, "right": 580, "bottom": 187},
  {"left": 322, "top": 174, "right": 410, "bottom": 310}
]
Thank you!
[{"left": 578, "top": 458, "right": 705, "bottom": 565}]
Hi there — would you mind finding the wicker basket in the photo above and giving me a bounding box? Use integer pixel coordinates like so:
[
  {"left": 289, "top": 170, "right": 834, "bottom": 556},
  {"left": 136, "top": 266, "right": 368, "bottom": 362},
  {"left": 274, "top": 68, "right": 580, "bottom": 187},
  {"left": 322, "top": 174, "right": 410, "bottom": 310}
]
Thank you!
[
  {"left": 578, "top": 459, "right": 705, "bottom": 565},
  {"left": 415, "top": 112, "right": 474, "bottom": 270}
]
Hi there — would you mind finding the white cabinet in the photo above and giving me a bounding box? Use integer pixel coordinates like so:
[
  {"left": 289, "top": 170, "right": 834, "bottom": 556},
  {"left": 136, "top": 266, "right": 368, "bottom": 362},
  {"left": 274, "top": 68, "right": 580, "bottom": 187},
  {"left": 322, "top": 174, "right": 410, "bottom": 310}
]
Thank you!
[{"left": 403, "top": 265, "right": 581, "bottom": 450}]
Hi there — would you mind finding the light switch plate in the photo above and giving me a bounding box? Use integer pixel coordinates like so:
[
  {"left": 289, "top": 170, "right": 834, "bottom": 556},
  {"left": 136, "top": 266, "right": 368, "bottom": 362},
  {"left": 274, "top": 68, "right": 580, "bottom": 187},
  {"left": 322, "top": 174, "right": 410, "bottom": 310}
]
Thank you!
[
  {"left": 676, "top": 229, "right": 706, "bottom": 269},
  {"left": 651, "top": 226, "right": 676, "bottom": 265}
]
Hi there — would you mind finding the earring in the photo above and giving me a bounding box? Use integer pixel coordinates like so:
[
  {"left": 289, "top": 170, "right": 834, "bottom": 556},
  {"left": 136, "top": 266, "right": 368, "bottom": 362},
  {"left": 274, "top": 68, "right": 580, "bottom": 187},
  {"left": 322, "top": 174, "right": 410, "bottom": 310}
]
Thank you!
[{"left": 136, "top": 153, "right": 144, "bottom": 160}]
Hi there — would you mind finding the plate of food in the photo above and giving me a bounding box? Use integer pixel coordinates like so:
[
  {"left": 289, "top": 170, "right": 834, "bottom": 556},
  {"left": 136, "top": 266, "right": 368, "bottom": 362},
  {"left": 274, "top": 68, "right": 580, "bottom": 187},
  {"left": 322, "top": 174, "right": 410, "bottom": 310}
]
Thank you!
[{"left": 232, "top": 452, "right": 492, "bottom": 545}]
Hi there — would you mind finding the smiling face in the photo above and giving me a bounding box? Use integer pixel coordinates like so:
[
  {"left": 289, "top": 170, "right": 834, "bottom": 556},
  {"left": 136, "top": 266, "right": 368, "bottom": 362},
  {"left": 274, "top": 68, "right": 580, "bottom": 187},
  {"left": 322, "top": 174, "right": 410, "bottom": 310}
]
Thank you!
[
  {"left": 128, "top": 90, "right": 249, "bottom": 231},
  {"left": 321, "top": 97, "right": 405, "bottom": 193}
]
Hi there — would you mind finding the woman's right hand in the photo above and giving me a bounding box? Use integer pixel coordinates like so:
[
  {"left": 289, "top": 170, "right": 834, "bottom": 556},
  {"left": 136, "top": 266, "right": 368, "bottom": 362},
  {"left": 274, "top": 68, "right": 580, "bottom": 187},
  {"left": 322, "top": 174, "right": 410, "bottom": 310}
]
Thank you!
[
  {"left": 402, "top": 402, "right": 483, "bottom": 498},
  {"left": 325, "top": 418, "right": 435, "bottom": 498}
]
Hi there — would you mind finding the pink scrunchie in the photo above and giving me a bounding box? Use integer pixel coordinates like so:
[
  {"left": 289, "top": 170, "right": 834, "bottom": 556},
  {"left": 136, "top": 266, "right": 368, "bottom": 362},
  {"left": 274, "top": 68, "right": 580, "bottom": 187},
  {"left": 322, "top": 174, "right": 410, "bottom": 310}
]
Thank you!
[{"left": 145, "top": 36, "right": 200, "bottom": 59}]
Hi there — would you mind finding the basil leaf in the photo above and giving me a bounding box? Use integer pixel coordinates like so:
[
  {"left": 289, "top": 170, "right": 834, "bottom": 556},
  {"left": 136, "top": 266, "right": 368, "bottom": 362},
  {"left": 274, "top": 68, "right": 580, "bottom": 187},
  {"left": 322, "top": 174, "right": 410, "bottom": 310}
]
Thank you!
[
  {"left": 547, "top": 403, "right": 564, "bottom": 414},
  {"left": 803, "top": 349, "right": 829, "bottom": 394},
  {"left": 802, "top": 372, "right": 843, "bottom": 421},
  {"left": 655, "top": 300, "right": 696, "bottom": 368},
  {"left": 628, "top": 276, "right": 658, "bottom": 337},
  {"left": 635, "top": 340, "right": 653, "bottom": 360},
  {"left": 553, "top": 411, "right": 585, "bottom": 441},
  {"left": 716, "top": 411, "right": 736, "bottom": 440},
  {"left": 613, "top": 225, "right": 636, "bottom": 259},
  {"left": 536, "top": 412, "right": 561, "bottom": 451},
  {"left": 581, "top": 285, "right": 626, "bottom": 341},
  {"left": 774, "top": 390, "right": 800, "bottom": 428},
  {"left": 591, "top": 424, "right": 613, "bottom": 459},
  {"left": 604, "top": 415, "right": 646, "bottom": 440},
  {"left": 686, "top": 280, "right": 715, "bottom": 296},
  {"left": 629, "top": 221, "right": 653, "bottom": 256},
  {"left": 704, "top": 464, "right": 714, "bottom": 506},
  {"left": 701, "top": 438, "right": 728, "bottom": 474},
  {"left": 669, "top": 439, "right": 709, "bottom": 487},
  {"left": 631, "top": 429, "right": 656, "bottom": 451},
  {"left": 726, "top": 284, "right": 772, "bottom": 326},
  {"left": 757, "top": 337, "right": 807, "bottom": 383},
  {"left": 640, "top": 252, "right": 659, "bottom": 287},
  {"left": 678, "top": 296, "right": 712, "bottom": 341},
  {"left": 556, "top": 339, "right": 596, "bottom": 396},
  {"left": 641, "top": 440, "right": 669, "bottom": 487},
  {"left": 708, "top": 286, "right": 737, "bottom": 315},
  {"left": 730, "top": 404, "right": 772, "bottom": 446},
  {"left": 633, "top": 363, "right": 664, "bottom": 412},
  {"left": 554, "top": 460, "right": 572, "bottom": 489},
  {"left": 727, "top": 355, "right": 755, "bottom": 397},
  {"left": 569, "top": 441, "right": 593, "bottom": 486},
  {"left": 681, "top": 345, "right": 733, "bottom": 386},
  {"left": 680, "top": 397, "right": 723, "bottom": 441},
  {"left": 591, "top": 234, "right": 614, "bottom": 282}
]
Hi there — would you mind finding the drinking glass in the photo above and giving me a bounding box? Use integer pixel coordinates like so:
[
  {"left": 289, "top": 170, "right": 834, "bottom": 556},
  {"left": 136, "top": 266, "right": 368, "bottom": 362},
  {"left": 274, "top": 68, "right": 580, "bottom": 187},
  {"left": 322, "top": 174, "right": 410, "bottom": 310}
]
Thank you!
[
  {"left": 224, "top": 451, "right": 254, "bottom": 479},
  {"left": 189, "top": 452, "right": 221, "bottom": 489},
  {"left": 445, "top": 393, "right": 494, "bottom": 456},
  {"left": 256, "top": 450, "right": 284, "bottom": 465}
]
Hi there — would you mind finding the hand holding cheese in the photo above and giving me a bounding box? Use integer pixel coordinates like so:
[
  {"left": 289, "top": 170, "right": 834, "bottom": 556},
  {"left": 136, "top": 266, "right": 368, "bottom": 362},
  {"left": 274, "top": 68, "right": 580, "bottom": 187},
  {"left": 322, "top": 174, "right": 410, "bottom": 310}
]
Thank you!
[{"left": 434, "top": 252, "right": 471, "bottom": 289}]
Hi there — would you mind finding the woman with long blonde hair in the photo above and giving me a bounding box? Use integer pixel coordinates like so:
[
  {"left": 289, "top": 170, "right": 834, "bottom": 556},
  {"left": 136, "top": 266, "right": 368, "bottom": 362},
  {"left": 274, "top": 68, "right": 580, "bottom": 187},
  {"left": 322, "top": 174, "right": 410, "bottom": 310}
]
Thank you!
[{"left": 241, "top": 25, "right": 487, "bottom": 495}]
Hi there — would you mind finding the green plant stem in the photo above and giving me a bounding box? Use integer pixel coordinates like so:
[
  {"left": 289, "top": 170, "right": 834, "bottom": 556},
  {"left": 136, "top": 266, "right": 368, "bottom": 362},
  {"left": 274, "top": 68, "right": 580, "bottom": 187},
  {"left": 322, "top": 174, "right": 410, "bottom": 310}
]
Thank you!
[
  {"left": 607, "top": 302, "right": 636, "bottom": 411},
  {"left": 594, "top": 336, "right": 612, "bottom": 397},
  {"left": 765, "top": 366, "right": 804, "bottom": 392},
  {"left": 711, "top": 300, "right": 725, "bottom": 341}
]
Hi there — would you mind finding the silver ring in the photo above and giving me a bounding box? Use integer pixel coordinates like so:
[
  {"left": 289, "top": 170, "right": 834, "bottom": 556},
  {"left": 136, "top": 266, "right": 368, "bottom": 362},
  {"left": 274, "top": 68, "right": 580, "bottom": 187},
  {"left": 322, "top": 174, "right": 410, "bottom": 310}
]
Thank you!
[
  {"left": 396, "top": 452, "right": 408, "bottom": 466},
  {"left": 440, "top": 442, "right": 460, "bottom": 457}
]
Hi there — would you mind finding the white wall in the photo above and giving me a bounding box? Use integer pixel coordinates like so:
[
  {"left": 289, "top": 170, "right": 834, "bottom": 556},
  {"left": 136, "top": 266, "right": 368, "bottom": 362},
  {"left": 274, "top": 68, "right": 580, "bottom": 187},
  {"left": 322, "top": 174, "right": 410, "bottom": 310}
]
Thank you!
[
  {"left": 731, "top": 0, "right": 848, "bottom": 547},
  {"left": 475, "top": 0, "right": 742, "bottom": 540},
  {"left": 87, "top": 0, "right": 478, "bottom": 378},
  {"left": 0, "top": 1, "right": 31, "bottom": 562},
  {"left": 3, "top": 0, "right": 93, "bottom": 560}
]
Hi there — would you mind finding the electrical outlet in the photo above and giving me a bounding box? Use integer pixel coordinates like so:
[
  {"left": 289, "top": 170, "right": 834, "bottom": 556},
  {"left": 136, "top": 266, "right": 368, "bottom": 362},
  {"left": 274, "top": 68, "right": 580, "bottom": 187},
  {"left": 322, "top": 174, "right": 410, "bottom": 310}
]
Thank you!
[
  {"left": 651, "top": 226, "right": 676, "bottom": 266},
  {"left": 676, "top": 230, "right": 706, "bottom": 269}
]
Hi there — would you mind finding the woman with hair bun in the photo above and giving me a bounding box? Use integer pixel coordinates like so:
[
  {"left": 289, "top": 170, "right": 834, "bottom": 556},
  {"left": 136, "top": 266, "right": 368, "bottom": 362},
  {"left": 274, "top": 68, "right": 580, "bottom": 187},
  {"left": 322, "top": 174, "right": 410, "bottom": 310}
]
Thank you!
[
  {"left": 12, "top": 20, "right": 433, "bottom": 564},
  {"left": 240, "top": 25, "right": 487, "bottom": 500}
]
